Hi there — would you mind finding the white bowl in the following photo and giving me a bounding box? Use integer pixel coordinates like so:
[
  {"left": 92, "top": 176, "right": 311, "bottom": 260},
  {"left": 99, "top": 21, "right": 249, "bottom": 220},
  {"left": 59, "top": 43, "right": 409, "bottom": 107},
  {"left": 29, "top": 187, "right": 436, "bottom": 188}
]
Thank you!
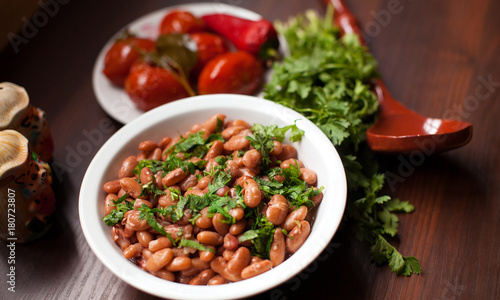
[{"left": 79, "top": 94, "right": 347, "bottom": 300}]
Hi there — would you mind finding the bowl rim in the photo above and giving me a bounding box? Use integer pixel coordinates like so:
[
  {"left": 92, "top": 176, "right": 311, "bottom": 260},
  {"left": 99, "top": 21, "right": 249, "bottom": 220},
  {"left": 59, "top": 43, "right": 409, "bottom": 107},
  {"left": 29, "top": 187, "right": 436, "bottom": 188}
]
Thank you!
[{"left": 79, "top": 94, "right": 347, "bottom": 300}]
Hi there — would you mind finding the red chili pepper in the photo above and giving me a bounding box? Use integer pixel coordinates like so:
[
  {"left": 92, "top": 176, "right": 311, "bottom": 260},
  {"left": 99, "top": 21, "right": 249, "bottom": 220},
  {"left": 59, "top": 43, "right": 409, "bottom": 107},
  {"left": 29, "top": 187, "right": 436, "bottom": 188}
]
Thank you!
[{"left": 201, "top": 13, "right": 279, "bottom": 61}]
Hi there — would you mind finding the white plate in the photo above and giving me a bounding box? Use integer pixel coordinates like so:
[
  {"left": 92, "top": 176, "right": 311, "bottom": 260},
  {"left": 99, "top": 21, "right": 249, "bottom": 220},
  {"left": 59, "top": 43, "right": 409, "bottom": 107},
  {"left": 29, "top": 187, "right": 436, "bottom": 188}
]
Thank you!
[
  {"left": 92, "top": 2, "right": 286, "bottom": 124},
  {"left": 79, "top": 94, "right": 347, "bottom": 299}
]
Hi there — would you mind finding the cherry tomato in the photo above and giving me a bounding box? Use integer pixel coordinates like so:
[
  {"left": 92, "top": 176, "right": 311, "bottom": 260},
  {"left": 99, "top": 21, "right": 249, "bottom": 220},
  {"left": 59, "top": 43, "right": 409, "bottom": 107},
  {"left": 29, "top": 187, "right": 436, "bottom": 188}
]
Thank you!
[
  {"left": 197, "top": 51, "right": 263, "bottom": 95},
  {"left": 102, "top": 37, "right": 155, "bottom": 86},
  {"left": 124, "top": 62, "right": 190, "bottom": 111},
  {"left": 189, "top": 32, "right": 229, "bottom": 76},
  {"left": 159, "top": 11, "right": 206, "bottom": 35}
]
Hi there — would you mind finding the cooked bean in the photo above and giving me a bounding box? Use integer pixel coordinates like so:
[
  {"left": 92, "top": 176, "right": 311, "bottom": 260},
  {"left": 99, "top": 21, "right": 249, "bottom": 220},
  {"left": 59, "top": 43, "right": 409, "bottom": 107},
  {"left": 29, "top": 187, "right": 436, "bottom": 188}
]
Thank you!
[
  {"left": 212, "top": 213, "right": 230, "bottom": 236},
  {"left": 228, "top": 119, "right": 251, "bottom": 129},
  {"left": 224, "top": 135, "right": 250, "bottom": 151},
  {"left": 276, "top": 144, "right": 297, "bottom": 161},
  {"left": 136, "top": 152, "right": 147, "bottom": 161},
  {"left": 227, "top": 247, "right": 251, "bottom": 276},
  {"left": 251, "top": 256, "right": 263, "bottom": 264},
  {"left": 224, "top": 234, "right": 239, "bottom": 251},
  {"left": 238, "top": 167, "right": 256, "bottom": 178},
  {"left": 139, "top": 167, "right": 153, "bottom": 185},
  {"left": 195, "top": 207, "right": 214, "bottom": 229},
  {"left": 312, "top": 187, "right": 323, "bottom": 206},
  {"left": 158, "top": 189, "right": 178, "bottom": 207},
  {"left": 229, "top": 219, "right": 246, "bottom": 236},
  {"left": 208, "top": 274, "right": 228, "bottom": 285},
  {"left": 178, "top": 172, "right": 199, "bottom": 192},
  {"left": 210, "top": 256, "right": 227, "bottom": 274},
  {"left": 242, "top": 149, "right": 261, "bottom": 170},
  {"left": 103, "top": 179, "right": 121, "bottom": 194},
  {"left": 204, "top": 159, "right": 219, "bottom": 173},
  {"left": 216, "top": 186, "right": 229, "bottom": 197},
  {"left": 222, "top": 125, "right": 245, "bottom": 140},
  {"left": 197, "top": 231, "right": 223, "bottom": 245},
  {"left": 146, "top": 248, "right": 174, "bottom": 272},
  {"left": 180, "top": 258, "right": 210, "bottom": 276},
  {"left": 204, "top": 114, "right": 226, "bottom": 133},
  {"left": 165, "top": 257, "right": 192, "bottom": 272},
  {"left": 119, "top": 178, "right": 142, "bottom": 199},
  {"left": 119, "top": 156, "right": 137, "bottom": 178},
  {"left": 162, "top": 168, "right": 188, "bottom": 187},
  {"left": 189, "top": 269, "right": 216, "bottom": 285},
  {"left": 204, "top": 140, "right": 224, "bottom": 161},
  {"left": 228, "top": 207, "right": 245, "bottom": 221},
  {"left": 286, "top": 220, "right": 311, "bottom": 253},
  {"left": 121, "top": 225, "right": 135, "bottom": 238},
  {"left": 149, "top": 237, "right": 173, "bottom": 252},
  {"left": 104, "top": 194, "right": 118, "bottom": 215},
  {"left": 243, "top": 178, "right": 262, "bottom": 208},
  {"left": 282, "top": 205, "right": 308, "bottom": 232},
  {"left": 241, "top": 260, "right": 272, "bottom": 279},
  {"left": 149, "top": 147, "right": 162, "bottom": 161},
  {"left": 266, "top": 194, "right": 290, "bottom": 225},
  {"left": 271, "top": 140, "right": 282, "bottom": 155},
  {"left": 165, "top": 224, "right": 193, "bottom": 240},
  {"left": 136, "top": 231, "right": 154, "bottom": 248},
  {"left": 133, "top": 199, "right": 153, "bottom": 210},
  {"left": 158, "top": 136, "right": 172, "bottom": 149},
  {"left": 197, "top": 176, "right": 212, "bottom": 190},
  {"left": 270, "top": 229, "right": 286, "bottom": 266},
  {"left": 123, "top": 243, "right": 144, "bottom": 259},
  {"left": 280, "top": 158, "right": 305, "bottom": 169},
  {"left": 222, "top": 249, "right": 235, "bottom": 261},
  {"left": 225, "top": 159, "right": 240, "bottom": 179},
  {"left": 151, "top": 269, "right": 175, "bottom": 281},
  {"left": 125, "top": 210, "right": 150, "bottom": 231},
  {"left": 139, "top": 140, "right": 158, "bottom": 152},
  {"left": 300, "top": 168, "right": 317, "bottom": 186},
  {"left": 199, "top": 246, "right": 216, "bottom": 262},
  {"left": 184, "top": 187, "right": 204, "bottom": 197},
  {"left": 142, "top": 248, "right": 153, "bottom": 260}
]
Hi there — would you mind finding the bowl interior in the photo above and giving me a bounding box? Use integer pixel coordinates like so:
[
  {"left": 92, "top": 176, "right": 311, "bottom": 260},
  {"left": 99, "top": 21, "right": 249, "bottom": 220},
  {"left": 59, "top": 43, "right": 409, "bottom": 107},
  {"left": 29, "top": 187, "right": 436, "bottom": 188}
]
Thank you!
[{"left": 79, "top": 94, "right": 346, "bottom": 300}]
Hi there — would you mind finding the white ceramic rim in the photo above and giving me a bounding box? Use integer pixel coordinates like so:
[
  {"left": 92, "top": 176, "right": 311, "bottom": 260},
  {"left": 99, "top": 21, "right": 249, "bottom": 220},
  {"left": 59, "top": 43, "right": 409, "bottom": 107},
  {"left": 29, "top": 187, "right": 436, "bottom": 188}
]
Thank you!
[
  {"left": 92, "top": 2, "right": 286, "bottom": 125},
  {"left": 79, "top": 94, "right": 346, "bottom": 300}
]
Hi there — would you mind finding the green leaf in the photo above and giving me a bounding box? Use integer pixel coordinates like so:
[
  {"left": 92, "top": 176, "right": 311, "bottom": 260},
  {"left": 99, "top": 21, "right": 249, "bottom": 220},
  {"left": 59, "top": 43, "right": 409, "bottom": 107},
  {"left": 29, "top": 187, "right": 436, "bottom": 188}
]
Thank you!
[
  {"left": 155, "top": 33, "right": 198, "bottom": 74},
  {"left": 178, "top": 239, "right": 216, "bottom": 253}
]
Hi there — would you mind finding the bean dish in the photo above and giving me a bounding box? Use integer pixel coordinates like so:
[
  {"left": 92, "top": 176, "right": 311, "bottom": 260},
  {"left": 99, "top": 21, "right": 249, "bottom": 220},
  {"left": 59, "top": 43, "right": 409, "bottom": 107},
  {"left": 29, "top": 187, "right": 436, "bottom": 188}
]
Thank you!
[{"left": 101, "top": 114, "right": 324, "bottom": 284}]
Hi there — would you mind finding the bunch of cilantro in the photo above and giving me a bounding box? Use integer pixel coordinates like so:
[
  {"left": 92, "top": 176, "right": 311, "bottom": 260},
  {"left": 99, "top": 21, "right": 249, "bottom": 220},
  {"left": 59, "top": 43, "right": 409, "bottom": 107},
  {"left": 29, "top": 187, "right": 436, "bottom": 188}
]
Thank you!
[{"left": 264, "top": 7, "right": 421, "bottom": 275}]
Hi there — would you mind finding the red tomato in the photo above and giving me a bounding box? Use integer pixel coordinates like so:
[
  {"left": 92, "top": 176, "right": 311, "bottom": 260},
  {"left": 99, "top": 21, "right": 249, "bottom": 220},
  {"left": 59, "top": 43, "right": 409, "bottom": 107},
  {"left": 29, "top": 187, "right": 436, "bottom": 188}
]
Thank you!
[
  {"left": 102, "top": 37, "right": 155, "bottom": 86},
  {"left": 124, "top": 62, "right": 190, "bottom": 111},
  {"left": 197, "top": 51, "right": 263, "bottom": 95},
  {"left": 189, "top": 32, "right": 229, "bottom": 76},
  {"left": 159, "top": 11, "right": 206, "bottom": 35}
]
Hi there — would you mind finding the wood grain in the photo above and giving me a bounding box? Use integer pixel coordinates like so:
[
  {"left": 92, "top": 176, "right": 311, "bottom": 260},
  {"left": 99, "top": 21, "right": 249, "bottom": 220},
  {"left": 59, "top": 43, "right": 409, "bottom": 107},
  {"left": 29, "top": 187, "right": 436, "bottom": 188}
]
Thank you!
[{"left": 0, "top": 0, "right": 499, "bottom": 299}]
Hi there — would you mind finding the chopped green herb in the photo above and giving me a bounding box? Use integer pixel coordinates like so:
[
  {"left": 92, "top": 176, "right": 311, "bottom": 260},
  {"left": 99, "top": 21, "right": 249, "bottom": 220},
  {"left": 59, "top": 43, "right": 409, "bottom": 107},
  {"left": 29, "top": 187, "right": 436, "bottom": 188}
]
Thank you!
[
  {"left": 178, "top": 239, "right": 216, "bottom": 253},
  {"left": 102, "top": 195, "right": 134, "bottom": 226},
  {"left": 265, "top": 7, "right": 420, "bottom": 275},
  {"left": 137, "top": 204, "right": 176, "bottom": 243}
]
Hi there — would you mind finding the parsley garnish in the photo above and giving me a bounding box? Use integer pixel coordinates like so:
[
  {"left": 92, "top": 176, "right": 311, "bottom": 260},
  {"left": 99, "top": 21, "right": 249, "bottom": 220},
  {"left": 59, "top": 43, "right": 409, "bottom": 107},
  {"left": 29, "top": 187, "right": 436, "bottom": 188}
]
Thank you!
[
  {"left": 265, "top": 7, "right": 421, "bottom": 275},
  {"left": 246, "top": 123, "right": 304, "bottom": 169},
  {"left": 102, "top": 194, "right": 134, "bottom": 226}
]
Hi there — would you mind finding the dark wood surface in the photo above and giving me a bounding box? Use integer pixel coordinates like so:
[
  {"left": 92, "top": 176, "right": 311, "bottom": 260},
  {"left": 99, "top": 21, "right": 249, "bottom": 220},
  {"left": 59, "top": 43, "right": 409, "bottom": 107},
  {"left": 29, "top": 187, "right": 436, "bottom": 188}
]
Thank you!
[{"left": 1, "top": 0, "right": 499, "bottom": 299}]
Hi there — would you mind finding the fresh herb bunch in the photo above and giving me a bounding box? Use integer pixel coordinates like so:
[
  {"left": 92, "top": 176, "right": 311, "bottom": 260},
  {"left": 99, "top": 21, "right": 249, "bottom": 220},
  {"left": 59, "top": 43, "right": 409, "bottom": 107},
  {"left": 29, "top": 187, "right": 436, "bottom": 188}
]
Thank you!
[{"left": 264, "top": 7, "right": 421, "bottom": 275}]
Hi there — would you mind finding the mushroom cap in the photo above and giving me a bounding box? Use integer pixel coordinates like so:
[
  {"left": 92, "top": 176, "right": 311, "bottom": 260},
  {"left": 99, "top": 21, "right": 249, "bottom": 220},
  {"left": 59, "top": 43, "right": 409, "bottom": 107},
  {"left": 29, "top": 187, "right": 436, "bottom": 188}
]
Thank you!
[
  {"left": 0, "top": 82, "right": 30, "bottom": 130},
  {"left": 0, "top": 129, "right": 28, "bottom": 177}
]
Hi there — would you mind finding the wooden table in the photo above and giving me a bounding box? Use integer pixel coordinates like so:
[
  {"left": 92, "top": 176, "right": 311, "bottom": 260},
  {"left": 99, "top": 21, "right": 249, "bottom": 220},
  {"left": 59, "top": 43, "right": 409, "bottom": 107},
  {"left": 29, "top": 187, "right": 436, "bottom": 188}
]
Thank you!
[{"left": 1, "top": 0, "right": 499, "bottom": 299}]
